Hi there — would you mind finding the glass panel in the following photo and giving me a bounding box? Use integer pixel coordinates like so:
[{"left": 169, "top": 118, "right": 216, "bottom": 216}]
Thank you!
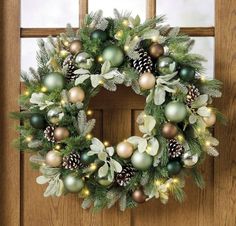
[
  {"left": 191, "top": 37, "right": 214, "bottom": 79},
  {"left": 21, "top": 0, "right": 79, "bottom": 27},
  {"left": 89, "top": 0, "right": 146, "bottom": 21},
  {"left": 156, "top": 0, "right": 214, "bottom": 27}
]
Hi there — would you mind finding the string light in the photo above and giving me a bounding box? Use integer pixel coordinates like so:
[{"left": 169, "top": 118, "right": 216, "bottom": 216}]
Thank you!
[
  {"left": 177, "top": 134, "right": 184, "bottom": 143},
  {"left": 63, "top": 40, "right": 70, "bottom": 47},
  {"left": 124, "top": 45, "right": 129, "bottom": 51},
  {"left": 97, "top": 56, "right": 104, "bottom": 63},
  {"left": 55, "top": 144, "right": 61, "bottom": 150},
  {"left": 155, "top": 180, "right": 162, "bottom": 186},
  {"left": 60, "top": 100, "right": 66, "bottom": 105},
  {"left": 24, "top": 90, "right": 30, "bottom": 96},
  {"left": 99, "top": 80, "right": 104, "bottom": 85},
  {"left": 205, "top": 140, "right": 211, "bottom": 146},
  {"left": 89, "top": 163, "right": 97, "bottom": 171},
  {"left": 134, "top": 35, "right": 139, "bottom": 40},
  {"left": 104, "top": 141, "right": 109, "bottom": 147},
  {"left": 200, "top": 75, "right": 206, "bottom": 82},
  {"left": 116, "top": 31, "right": 123, "bottom": 38},
  {"left": 122, "top": 19, "right": 129, "bottom": 26},
  {"left": 173, "top": 178, "right": 179, "bottom": 184},
  {"left": 25, "top": 135, "right": 33, "bottom": 142},
  {"left": 86, "top": 134, "right": 93, "bottom": 140},
  {"left": 41, "top": 86, "right": 47, "bottom": 92},
  {"left": 151, "top": 36, "right": 158, "bottom": 42},
  {"left": 146, "top": 146, "right": 151, "bottom": 154},
  {"left": 165, "top": 182, "right": 171, "bottom": 189},
  {"left": 87, "top": 110, "right": 93, "bottom": 116}
]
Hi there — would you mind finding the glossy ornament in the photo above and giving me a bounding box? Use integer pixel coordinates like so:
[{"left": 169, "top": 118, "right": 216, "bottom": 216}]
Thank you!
[
  {"left": 165, "top": 101, "right": 187, "bottom": 123},
  {"left": 131, "top": 151, "right": 153, "bottom": 170},
  {"left": 203, "top": 111, "right": 216, "bottom": 127},
  {"left": 69, "top": 40, "right": 82, "bottom": 55},
  {"left": 47, "top": 107, "right": 63, "bottom": 125},
  {"left": 161, "top": 122, "right": 178, "bottom": 139},
  {"left": 132, "top": 188, "right": 147, "bottom": 203},
  {"left": 157, "top": 56, "right": 177, "bottom": 75},
  {"left": 45, "top": 150, "right": 62, "bottom": 167},
  {"left": 102, "top": 45, "right": 124, "bottom": 67},
  {"left": 30, "top": 113, "right": 46, "bottom": 129},
  {"left": 96, "top": 174, "right": 113, "bottom": 186},
  {"left": 116, "top": 141, "right": 134, "bottom": 159},
  {"left": 167, "top": 161, "right": 182, "bottom": 176},
  {"left": 63, "top": 174, "right": 84, "bottom": 192},
  {"left": 68, "top": 87, "right": 85, "bottom": 103},
  {"left": 75, "top": 52, "right": 94, "bottom": 69},
  {"left": 138, "top": 72, "right": 156, "bottom": 90},
  {"left": 43, "top": 72, "right": 65, "bottom": 91},
  {"left": 80, "top": 151, "right": 96, "bottom": 164},
  {"left": 182, "top": 151, "right": 199, "bottom": 168},
  {"left": 148, "top": 43, "right": 164, "bottom": 58},
  {"left": 54, "top": 127, "right": 70, "bottom": 142},
  {"left": 91, "top": 29, "right": 108, "bottom": 42},
  {"left": 179, "top": 66, "right": 195, "bottom": 82}
]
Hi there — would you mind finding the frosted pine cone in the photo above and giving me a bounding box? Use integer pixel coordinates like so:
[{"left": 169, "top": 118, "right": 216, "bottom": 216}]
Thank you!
[
  {"left": 62, "top": 151, "right": 81, "bottom": 170},
  {"left": 115, "top": 164, "right": 136, "bottom": 187},
  {"left": 168, "top": 139, "right": 184, "bottom": 159},
  {"left": 186, "top": 85, "right": 200, "bottom": 106},
  {"left": 44, "top": 126, "right": 55, "bottom": 143}
]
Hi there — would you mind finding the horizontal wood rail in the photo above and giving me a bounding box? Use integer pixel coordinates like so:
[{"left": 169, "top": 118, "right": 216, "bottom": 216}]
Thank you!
[{"left": 20, "top": 27, "right": 215, "bottom": 38}]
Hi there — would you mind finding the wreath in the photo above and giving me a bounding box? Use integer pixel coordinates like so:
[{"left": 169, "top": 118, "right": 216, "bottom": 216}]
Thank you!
[{"left": 14, "top": 10, "right": 224, "bottom": 211}]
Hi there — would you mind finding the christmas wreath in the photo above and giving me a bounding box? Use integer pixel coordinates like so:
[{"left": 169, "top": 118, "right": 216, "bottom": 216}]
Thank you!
[{"left": 14, "top": 10, "right": 224, "bottom": 211}]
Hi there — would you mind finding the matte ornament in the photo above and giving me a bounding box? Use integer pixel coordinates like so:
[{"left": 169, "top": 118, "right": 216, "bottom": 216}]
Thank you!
[
  {"left": 91, "top": 29, "right": 108, "bottom": 42},
  {"left": 45, "top": 150, "right": 62, "bottom": 167},
  {"left": 138, "top": 72, "right": 156, "bottom": 90},
  {"left": 157, "top": 56, "right": 177, "bottom": 75},
  {"left": 68, "top": 87, "right": 85, "bottom": 103},
  {"left": 54, "top": 127, "right": 70, "bottom": 142},
  {"left": 102, "top": 45, "right": 124, "bottom": 67},
  {"left": 203, "top": 112, "right": 216, "bottom": 127},
  {"left": 80, "top": 151, "right": 96, "bottom": 164},
  {"left": 179, "top": 66, "right": 195, "bottom": 82},
  {"left": 132, "top": 188, "right": 147, "bottom": 203},
  {"left": 47, "top": 107, "right": 63, "bottom": 125},
  {"left": 131, "top": 151, "right": 153, "bottom": 170},
  {"left": 69, "top": 40, "right": 82, "bottom": 55},
  {"left": 96, "top": 174, "right": 113, "bottom": 186},
  {"left": 30, "top": 113, "right": 46, "bottom": 129},
  {"left": 116, "top": 141, "right": 134, "bottom": 159},
  {"left": 43, "top": 72, "right": 65, "bottom": 91},
  {"left": 167, "top": 161, "right": 182, "bottom": 176},
  {"left": 165, "top": 101, "right": 187, "bottom": 123},
  {"left": 149, "top": 43, "right": 164, "bottom": 58},
  {"left": 161, "top": 122, "right": 178, "bottom": 139},
  {"left": 63, "top": 174, "right": 84, "bottom": 192},
  {"left": 182, "top": 151, "right": 199, "bottom": 168}
]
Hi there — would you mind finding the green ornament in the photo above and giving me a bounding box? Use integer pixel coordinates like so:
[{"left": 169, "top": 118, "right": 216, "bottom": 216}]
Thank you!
[
  {"left": 75, "top": 52, "right": 94, "bottom": 69},
  {"left": 131, "top": 151, "right": 153, "bottom": 171},
  {"left": 29, "top": 113, "right": 46, "bottom": 129},
  {"left": 80, "top": 151, "right": 96, "bottom": 164},
  {"left": 102, "top": 45, "right": 124, "bottom": 67},
  {"left": 91, "top": 29, "right": 108, "bottom": 42},
  {"left": 43, "top": 72, "right": 65, "bottom": 91},
  {"left": 63, "top": 174, "right": 84, "bottom": 193},
  {"left": 157, "top": 56, "right": 177, "bottom": 75},
  {"left": 47, "top": 107, "right": 63, "bottom": 125},
  {"left": 179, "top": 66, "right": 195, "bottom": 82},
  {"left": 96, "top": 174, "right": 113, "bottom": 186},
  {"left": 167, "top": 161, "right": 182, "bottom": 176},
  {"left": 165, "top": 101, "right": 187, "bottom": 123}
]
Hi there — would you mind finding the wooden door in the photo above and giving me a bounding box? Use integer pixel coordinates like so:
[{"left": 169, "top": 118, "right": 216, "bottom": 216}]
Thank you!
[{"left": 1, "top": 0, "right": 236, "bottom": 226}]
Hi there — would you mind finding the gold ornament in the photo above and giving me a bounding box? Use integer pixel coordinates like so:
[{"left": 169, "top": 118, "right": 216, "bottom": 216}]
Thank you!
[
  {"left": 132, "top": 188, "right": 147, "bottom": 203},
  {"left": 138, "top": 72, "right": 156, "bottom": 90},
  {"left": 59, "top": 49, "right": 69, "bottom": 58},
  {"left": 116, "top": 141, "right": 133, "bottom": 159},
  {"left": 45, "top": 150, "right": 62, "bottom": 167},
  {"left": 203, "top": 112, "right": 216, "bottom": 127},
  {"left": 149, "top": 43, "right": 164, "bottom": 58},
  {"left": 69, "top": 40, "right": 82, "bottom": 55},
  {"left": 79, "top": 187, "right": 90, "bottom": 198},
  {"left": 68, "top": 87, "right": 85, "bottom": 103},
  {"left": 54, "top": 127, "right": 70, "bottom": 142}
]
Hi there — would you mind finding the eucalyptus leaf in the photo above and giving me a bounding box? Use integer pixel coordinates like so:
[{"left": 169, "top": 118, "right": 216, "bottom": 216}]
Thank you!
[
  {"left": 197, "top": 106, "right": 210, "bottom": 117},
  {"left": 75, "top": 74, "right": 90, "bottom": 85},
  {"left": 191, "top": 94, "right": 208, "bottom": 108},
  {"left": 154, "top": 87, "right": 166, "bottom": 105},
  {"left": 98, "top": 163, "right": 109, "bottom": 177}
]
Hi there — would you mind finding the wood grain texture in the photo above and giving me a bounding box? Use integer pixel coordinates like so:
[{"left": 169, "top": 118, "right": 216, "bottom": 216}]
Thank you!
[
  {"left": 214, "top": 0, "right": 236, "bottom": 225},
  {"left": 79, "top": 0, "right": 88, "bottom": 27},
  {"left": 0, "top": 0, "right": 20, "bottom": 225},
  {"left": 146, "top": 0, "right": 156, "bottom": 18}
]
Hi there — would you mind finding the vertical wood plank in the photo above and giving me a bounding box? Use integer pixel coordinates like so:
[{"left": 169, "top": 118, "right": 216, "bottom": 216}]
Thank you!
[
  {"left": 79, "top": 0, "right": 88, "bottom": 27},
  {"left": 146, "top": 0, "right": 156, "bottom": 19},
  {"left": 214, "top": 0, "right": 236, "bottom": 225},
  {"left": 0, "top": 0, "right": 20, "bottom": 225}
]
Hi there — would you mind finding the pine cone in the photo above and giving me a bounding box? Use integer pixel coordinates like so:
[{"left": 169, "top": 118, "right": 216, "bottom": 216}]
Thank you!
[
  {"left": 62, "top": 151, "right": 82, "bottom": 170},
  {"left": 115, "top": 164, "right": 136, "bottom": 187},
  {"left": 186, "top": 85, "right": 200, "bottom": 106},
  {"left": 44, "top": 126, "right": 55, "bottom": 143},
  {"left": 132, "top": 48, "right": 153, "bottom": 73},
  {"left": 168, "top": 139, "right": 184, "bottom": 159},
  {"left": 63, "top": 55, "right": 79, "bottom": 82}
]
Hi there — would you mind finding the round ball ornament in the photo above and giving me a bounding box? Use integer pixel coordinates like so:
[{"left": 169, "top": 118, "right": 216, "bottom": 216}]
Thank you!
[
  {"left": 80, "top": 151, "right": 96, "bottom": 164},
  {"left": 161, "top": 122, "right": 178, "bottom": 139},
  {"left": 203, "top": 112, "right": 216, "bottom": 127},
  {"left": 45, "top": 150, "right": 62, "bottom": 167},
  {"left": 69, "top": 40, "right": 82, "bottom": 55},
  {"left": 132, "top": 188, "right": 147, "bottom": 203},
  {"left": 116, "top": 141, "right": 134, "bottom": 159},
  {"left": 179, "top": 66, "right": 195, "bottom": 82},
  {"left": 96, "top": 174, "right": 113, "bottom": 186},
  {"left": 43, "top": 72, "right": 65, "bottom": 91},
  {"left": 157, "top": 56, "right": 177, "bottom": 75},
  {"left": 47, "top": 107, "right": 63, "bottom": 125},
  {"left": 138, "top": 72, "right": 156, "bottom": 90},
  {"left": 182, "top": 151, "right": 199, "bottom": 168},
  {"left": 131, "top": 151, "right": 153, "bottom": 170},
  {"left": 165, "top": 101, "right": 187, "bottom": 123},
  {"left": 30, "top": 113, "right": 46, "bottom": 129},
  {"left": 148, "top": 43, "right": 164, "bottom": 58},
  {"left": 54, "top": 127, "right": 70, "bottom": 142},
  {"left": 91, "top": 29, "right": 108, "bottom": 42},
  {"left": 102, "top": 45, "right": 124, "bottom": 67},
  {"left": 167, "top": 161, "right": 182, "bottom": 176},
  {"left": 68, "top": 87, "right": 85, "bottom": 103},
  {"left": 63, "top": 174, "right": 84, "bottom": 192},
  {"left": 75, "top": 52, "right": 94, "bottom": 69}
]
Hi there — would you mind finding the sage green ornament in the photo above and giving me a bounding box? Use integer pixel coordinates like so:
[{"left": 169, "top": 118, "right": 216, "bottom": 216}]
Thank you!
[
  {"left": 75, "top": 52, "right": 94, "bottom": 69},
  {"left": 102, "top": 45, "right": 124, "bottom": 67},
  {"left": 167, "top": 161, "right": 182, "bottom": 176},
  {"left": 29, "top": 113, "right": 46, "bottom": 129},
  {"left": 91, "top": 29, "right": 108, "bottom": 42},
  {"left": 47, "top": 107, "right": 63, "bottom": 125},
  {"left": 63, "top": 174, "right": 84, "bottom": 193},
  {"left": 165, "top": 101, "right": 187, "bottom": 123},
  {"left": 131, "top": 151, "right": 153, "bottom": 170},
  {"left": 179, "top": 66, "right": 195, "bottom": 82},
  {"left": 80, "top": 151, "right": 96, "bottom": 164},
  {"left": 96, "top": 174, "right": 113, "bottom": 186},
  {"left": 157, "top": 56, "right": 177, "bottom": 75},
  {"left": 43, "top": 72, "right": 65, "bottom": 91}
]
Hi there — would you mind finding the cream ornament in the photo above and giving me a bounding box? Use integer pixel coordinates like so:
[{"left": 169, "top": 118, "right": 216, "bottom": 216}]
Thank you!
[
  {"left": 138, "top": 72, "right": 156, "bottom": 90},
  {"left": 68, "top": 87, "right": 85, "bottom": 103}
]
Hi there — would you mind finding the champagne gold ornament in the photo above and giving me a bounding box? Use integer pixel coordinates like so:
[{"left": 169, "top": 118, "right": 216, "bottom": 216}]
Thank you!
[
  {"left": 138, "top": 72, "right": 156, "bottom": 90},
  {"left": 132, "top": 188, "right": 147, "bottom": 203},
  {"left": 54, "top": 127, "right": 70, "bottom": 142},
  {"left": 149, "top": 43, "right": 164, "bottom": 58},
  {"left": 45, "top": 150, "right": 62, "bottom": 167},
  {"left": 116, "top": 141, "right": 134, "bottom": 159},
  {"left": 203, "top": 112, "right": 216, "bottom": 127},
  {"left": 69, "top": 40, "right": 82, "bottom": 55},
  {"left": 68, "top": 87, "right": 85, "bottom": 103},
  {"left": 161, "top": 122, "right": 178, "bottom": 139}
]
